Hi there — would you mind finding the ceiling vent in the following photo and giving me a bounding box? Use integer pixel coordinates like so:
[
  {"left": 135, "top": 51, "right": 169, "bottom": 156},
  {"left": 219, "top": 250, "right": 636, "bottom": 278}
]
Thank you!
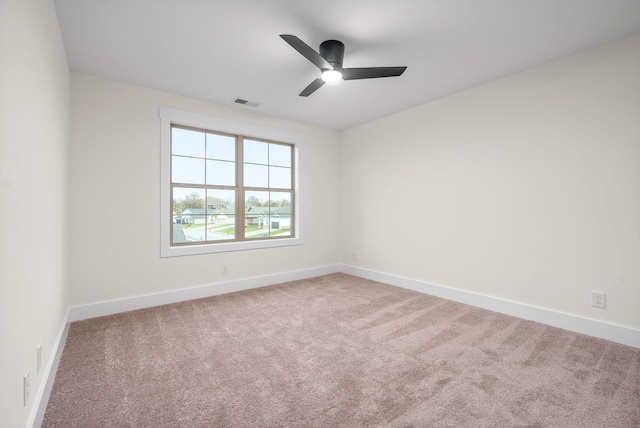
[{"left": 233, "top": 98, "right": 260, "bottom": 108}]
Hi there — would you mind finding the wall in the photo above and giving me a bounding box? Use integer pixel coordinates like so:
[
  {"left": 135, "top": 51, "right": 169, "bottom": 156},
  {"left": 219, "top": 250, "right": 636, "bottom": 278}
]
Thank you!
[
  {"left": 69, "top": 73, "right": 341, "bottom": 306},
  {"left": 0, "top": 1, "right": 70, "bottom": 427},
  {"left": 341, "top": 33, "right": 640, "bottom": 331}
]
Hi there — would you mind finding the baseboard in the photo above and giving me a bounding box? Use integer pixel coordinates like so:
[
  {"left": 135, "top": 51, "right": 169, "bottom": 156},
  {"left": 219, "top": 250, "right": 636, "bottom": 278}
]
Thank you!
[
  {"left": 69, "top": 264, "right": 341, "bottom": 322},
  {"left": 340, "top": 264, "right": 640, "bottom": 349},
  {"left": 66, "top": 263, "right": 639, "bottom": 349},
  {"left": 28, "top": 308, "right": 70, "bottom": 428}
]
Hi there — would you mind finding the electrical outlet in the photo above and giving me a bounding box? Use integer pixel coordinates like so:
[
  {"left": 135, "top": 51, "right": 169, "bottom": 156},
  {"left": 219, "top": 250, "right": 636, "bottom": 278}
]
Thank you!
[
  {"left": 23, "top": 369, "right": 30, "bottom": 407},
  {"left": 352, "top": 252, "right": 357, "bottom": 262},
  {"left": 591, "top": 291, "right": 606, "bottom": 309},
  {"left": 221, "top": 263, "right": 229, "bottom": 274},
  {"left": 37, "top": 343, "right": 42, "bottom": 373}
]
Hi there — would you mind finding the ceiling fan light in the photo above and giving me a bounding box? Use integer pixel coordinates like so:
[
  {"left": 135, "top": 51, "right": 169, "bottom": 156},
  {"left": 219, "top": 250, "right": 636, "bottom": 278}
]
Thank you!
[{"left": 321, "top": 69, "right": 342, "bottom": 83}]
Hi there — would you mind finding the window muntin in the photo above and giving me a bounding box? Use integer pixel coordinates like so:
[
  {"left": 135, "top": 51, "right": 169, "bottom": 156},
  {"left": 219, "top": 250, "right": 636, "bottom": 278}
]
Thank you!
[{"left": 170, "top": 125, "right": 294, "bottom": 247}]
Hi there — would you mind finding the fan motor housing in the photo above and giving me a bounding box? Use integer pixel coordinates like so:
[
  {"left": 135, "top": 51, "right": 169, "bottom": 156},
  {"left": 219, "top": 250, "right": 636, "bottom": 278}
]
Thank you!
[{"left": 320, "top": 40, "right": 345, "bottom": 70}]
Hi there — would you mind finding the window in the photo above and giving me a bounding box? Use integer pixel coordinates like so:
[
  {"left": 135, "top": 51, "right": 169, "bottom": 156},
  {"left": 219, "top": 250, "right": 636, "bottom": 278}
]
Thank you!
[{"left": 160, "top": 107, "right": 302, "bottom": 257}]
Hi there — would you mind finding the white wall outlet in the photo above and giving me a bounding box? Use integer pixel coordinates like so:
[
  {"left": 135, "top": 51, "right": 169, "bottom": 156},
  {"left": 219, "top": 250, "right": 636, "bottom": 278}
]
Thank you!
[
  {"left": 23, "top": 369, "right": 30, "bottom": 407},
  {"left": 352, "top": 252, "right": 357, "bottom": 262},
  {"left": 591, "top": 291, "right": 606, "bottom": 309},
  {"left": 37, "top": 343, "right": 42, "bottom": 373},
  {"left": 221, "top": 263, "right": 229, "bottom": 274}
]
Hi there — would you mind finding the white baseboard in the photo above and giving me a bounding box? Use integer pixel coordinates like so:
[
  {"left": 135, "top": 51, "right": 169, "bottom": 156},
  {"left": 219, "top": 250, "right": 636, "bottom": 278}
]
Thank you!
[
  {"left": 340, "top": 264, "right": 640, "bottom": 349},
  {"left": 28, "top": 309, "right": 70, "bottom": 428},
  {"left": 66, "top": 263, "right": 639, "bottom": 349},
  {"left": 69, "top": 264, "right": 341, "bottom": 322}
]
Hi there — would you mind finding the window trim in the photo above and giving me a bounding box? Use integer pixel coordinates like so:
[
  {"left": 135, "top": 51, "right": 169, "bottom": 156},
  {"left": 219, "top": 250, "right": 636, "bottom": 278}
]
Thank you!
[{"left": 160, "top": 106, "right": 302, "bottom": 257}]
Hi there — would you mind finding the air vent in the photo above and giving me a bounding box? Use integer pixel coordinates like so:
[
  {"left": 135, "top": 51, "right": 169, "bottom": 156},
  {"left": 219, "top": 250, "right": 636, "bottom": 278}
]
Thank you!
[{"left": 233, "top": 98, "right": 260, "bottom": 108}]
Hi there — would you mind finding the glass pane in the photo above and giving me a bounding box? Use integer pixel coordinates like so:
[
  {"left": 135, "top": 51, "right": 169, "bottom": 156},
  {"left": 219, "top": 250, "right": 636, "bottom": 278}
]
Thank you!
[
  {"left": 172, "top": 188, "right": 205, "bottom": 243},
  {"left": 269, "top": 166, "right": 291, "bottom": 189},
  {"left": 267, "top": 192, "right": 292, "bottom": 237},
  {"left": 268, "top": 191, "right": 291, "bottom": 209},
  {"left": 269, "top": 144, "right": 291, "bottom": 167},
  {"left": 172, "top": 128, "right": 205, "bottom": 157},
  {"left": 206, "top": 189, "right": 235, "bottom": 241},
  {"left": 244, "top": 163, "right": 268, "bottom": 187},
  {"left": 245, "top": 191, "right": 269, "bottom": 239},
  {"left": 206, "top": 159, "right": 235, "bottom": 186},
  {"left": 245, "top": 190, "right": 268, "bottom": 209},
  {"left": 206, "top": 133, "right": 235, "bottom": 161},
  {"left": 244, "top": 139, "right": 268, "bottom": 165},
  {"left": 172, "top": 223, "right": 188, "bottom": 243},
  {"left": 172, "top": 156, "right": 205, "bottom": 184}
]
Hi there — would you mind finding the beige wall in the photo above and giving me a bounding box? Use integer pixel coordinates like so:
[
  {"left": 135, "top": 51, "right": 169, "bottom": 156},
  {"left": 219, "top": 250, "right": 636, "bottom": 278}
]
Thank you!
[
  {"left": 341, "top": 33, "right": 640, "bottom": 330},
  {"left": 69, "top": 73, "right": 341, "bottom": 306},
  {"left": 0, "top": 1, "right": 70, "bottom": 427}
]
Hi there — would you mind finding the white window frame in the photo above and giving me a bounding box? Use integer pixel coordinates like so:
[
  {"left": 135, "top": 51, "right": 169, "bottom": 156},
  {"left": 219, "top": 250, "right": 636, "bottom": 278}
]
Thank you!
[{"left": 160, "top": 106, "right": 302, "bottom": 257}]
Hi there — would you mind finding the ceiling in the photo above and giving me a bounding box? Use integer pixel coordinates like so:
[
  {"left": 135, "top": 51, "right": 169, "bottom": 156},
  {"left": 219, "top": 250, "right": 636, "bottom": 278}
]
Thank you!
[{"left": 53, "top": 0, "right": 640, "bottom": 130}]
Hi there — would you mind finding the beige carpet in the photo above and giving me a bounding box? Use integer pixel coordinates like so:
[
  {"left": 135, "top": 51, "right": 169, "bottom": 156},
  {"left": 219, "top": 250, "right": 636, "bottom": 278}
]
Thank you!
[{"left": 43, "top": 273, "right": 639, "bottom": 427}]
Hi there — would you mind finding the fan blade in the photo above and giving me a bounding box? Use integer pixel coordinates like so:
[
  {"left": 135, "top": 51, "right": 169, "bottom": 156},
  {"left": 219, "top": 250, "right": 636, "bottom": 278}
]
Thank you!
[
  {"left": 342, "top": 66, "right": 407, "bottom": 80},
  {"left": 280, "top": 35, "right": 333, "bottom": 70},
  {"left": 299, "top": 78, "right": 325, "bottom": 97}
]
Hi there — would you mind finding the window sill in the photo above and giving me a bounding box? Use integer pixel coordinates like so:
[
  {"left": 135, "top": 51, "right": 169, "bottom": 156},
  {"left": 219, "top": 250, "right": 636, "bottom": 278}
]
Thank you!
[{"left": 160, "top": 236, "right": 303, "bottom": 258}]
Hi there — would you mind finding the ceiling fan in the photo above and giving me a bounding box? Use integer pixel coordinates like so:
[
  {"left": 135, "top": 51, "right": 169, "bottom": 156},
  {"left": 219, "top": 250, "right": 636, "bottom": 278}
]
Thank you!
[{"left": 280, "top": 34, "right": 407, "bottom": 97}]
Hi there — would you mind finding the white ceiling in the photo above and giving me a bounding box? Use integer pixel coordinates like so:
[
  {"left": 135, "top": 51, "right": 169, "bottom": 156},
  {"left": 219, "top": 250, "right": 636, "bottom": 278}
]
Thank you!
[{"left": 53, "top": 0, "right": 640, "bottom": 130}]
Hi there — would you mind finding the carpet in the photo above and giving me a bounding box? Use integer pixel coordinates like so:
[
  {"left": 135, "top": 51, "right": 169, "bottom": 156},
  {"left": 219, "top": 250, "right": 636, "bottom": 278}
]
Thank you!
[{"left": 42, "top": 273, "right": 640, "bottom": 427}]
